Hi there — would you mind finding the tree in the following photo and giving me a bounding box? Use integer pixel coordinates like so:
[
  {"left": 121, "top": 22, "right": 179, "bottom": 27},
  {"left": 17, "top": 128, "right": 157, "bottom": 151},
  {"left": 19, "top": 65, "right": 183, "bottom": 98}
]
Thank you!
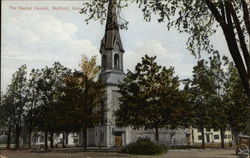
[
  {"left": 81, "top": 0, "right": 250, "bottom": 98},
  {"left": 115, "top": 55, "right": 189, "bottom": 142},
  {"left": 0, "top": 65, "right": 29, "bottom": 149},
  {"left": 186, "top": 59, "right": 217, "bottom": 149},
  {"left": 24, "top": 68, "right": 41, "bottom": 148},
  {"left": 56, "top": 56, "right": 104, "bottom": 150},
  {"left": 224, "top": 63, "right": 250, "bottom": 144},
  {"left": 35, "top": 62, "right": 69, "bottom": 149},
  {"left": 0, "top": 91, "right": 15, "bottom": 149},
  {"left": 206, "top": 53, "right": 228, "bottom": 148},
  {"left": 10, "top": 65, "right": 29, "bottom": 149},
  {"left": 78, "top": 56, "right": 104, "bottom": 150}
]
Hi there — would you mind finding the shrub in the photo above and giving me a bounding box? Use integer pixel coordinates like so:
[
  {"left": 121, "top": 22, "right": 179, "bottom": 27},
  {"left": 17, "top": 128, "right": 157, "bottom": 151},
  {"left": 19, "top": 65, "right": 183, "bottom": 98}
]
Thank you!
[{"left": 121, "top": 137, "right": 169, "bottom": 155}]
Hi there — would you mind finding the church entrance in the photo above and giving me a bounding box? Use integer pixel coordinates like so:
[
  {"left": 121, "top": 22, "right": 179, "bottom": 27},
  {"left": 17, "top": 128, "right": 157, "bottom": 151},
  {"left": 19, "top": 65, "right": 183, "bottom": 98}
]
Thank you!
[{"left": 114, "top": 132, "right": 123, "bottom": 146}]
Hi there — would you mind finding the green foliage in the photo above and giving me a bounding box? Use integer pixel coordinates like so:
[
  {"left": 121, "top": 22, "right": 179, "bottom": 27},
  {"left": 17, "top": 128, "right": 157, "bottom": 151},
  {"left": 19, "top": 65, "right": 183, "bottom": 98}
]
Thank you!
[
  {"left": 121, "top": 137, "right": 169, "bottom": 155},
  {"left": 224, "top": 63, "right": 250, "bottom": 135},
  {"left": 115, "top": 55, "right": 190, "bottom": 141},
  {"left": 24, "top": 69, "right": 41, "bottom": 134},
  {"left": 206, "top": 53, "right": 228, "bottom": 131},
  {"left": 185, "top": 59, "right": 214, "bottom": 128},
  {"left": 34, "top": 62, "right": 70, "bottom": 134},
  {"left": 55, "top": 56, "right": 105, "bottom": 149},
  {"left": 0, "top": 57, "right": 105, "bottom": 149},
  {"left": 184, "top": 52, "right": 230, "bottom": 148},
  {"left": 0, "top": 65, "right": 29, "bottom": 148},
  {"left": 185, "top": 53, "right": 249, "bottom": 147}
]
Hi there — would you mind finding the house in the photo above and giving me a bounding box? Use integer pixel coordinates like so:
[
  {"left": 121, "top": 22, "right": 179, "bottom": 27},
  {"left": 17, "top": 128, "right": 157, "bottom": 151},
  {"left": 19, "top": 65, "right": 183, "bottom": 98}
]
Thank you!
[{"left": 192, "top": 128, "right": 232, "bottom": 146}]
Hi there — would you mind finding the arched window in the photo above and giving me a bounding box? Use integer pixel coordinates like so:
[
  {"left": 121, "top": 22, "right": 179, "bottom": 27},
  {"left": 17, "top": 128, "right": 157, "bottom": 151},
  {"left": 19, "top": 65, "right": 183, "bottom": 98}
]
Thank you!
[
  {"left": 114, "top": 54, "right": 119, "bottom": 70},
  {"left": 102, "top": 55, "right": 106, "bottom": 69}
]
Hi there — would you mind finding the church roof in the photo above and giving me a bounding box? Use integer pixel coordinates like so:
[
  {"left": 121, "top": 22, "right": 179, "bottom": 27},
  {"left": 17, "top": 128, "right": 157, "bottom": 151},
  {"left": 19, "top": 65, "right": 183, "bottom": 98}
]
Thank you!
[{"left": 100, "top": 0, "right": 124, "bottom": 53}]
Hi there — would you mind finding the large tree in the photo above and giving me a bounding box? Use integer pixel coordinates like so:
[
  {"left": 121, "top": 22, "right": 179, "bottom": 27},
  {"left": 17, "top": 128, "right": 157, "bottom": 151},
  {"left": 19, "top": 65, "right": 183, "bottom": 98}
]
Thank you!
[
  {"left": 0, "top": 91, "right": 15, "bottom": 149},
  {"left": 81, "top": 0, "right": 250, "bottom": 98},
  {"left": 24, "top": 68, "right": 40, "bottom": 148},
  {"left": 56, "top": 56, "right": 104, "bottom": 150},
  {"left": 224, "top": 62, "right": 250, "bottom": 143},
  {"left": 35, "top": 62, "right": 69, "bottom": 149},
  {"left": 185, "top": 59, "right": 218, "bottom": 149},
  {"left": 206, "top": 53, "right": 228, "bottom": 148},
  {"left": 1, "top": 65, "right": 29, "bottom": 149},
  {"left": 78, "top": 56, "right": 105, "bottom": 150},
  {"left": 115, "top": 55, "right": 190, "bottom": 142}
]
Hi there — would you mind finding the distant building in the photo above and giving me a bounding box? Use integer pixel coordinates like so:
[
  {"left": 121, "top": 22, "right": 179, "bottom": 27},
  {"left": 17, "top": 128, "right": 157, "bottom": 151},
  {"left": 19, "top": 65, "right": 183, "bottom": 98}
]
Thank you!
[{"left": 192, "top": 128, "right": 232, "bottom": 145}]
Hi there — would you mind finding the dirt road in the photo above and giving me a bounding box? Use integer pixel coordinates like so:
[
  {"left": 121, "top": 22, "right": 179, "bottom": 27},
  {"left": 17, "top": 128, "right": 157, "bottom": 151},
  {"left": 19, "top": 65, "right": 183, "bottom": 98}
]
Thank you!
[{"left": 0, "top": 148, "right": 239, "bottom": 158}]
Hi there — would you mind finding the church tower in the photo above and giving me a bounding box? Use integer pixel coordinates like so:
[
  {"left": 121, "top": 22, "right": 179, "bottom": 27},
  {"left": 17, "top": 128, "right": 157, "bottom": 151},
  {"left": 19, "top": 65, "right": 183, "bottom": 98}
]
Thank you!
[
  {"left": 100, "top": 0, "right": 124, "bottom": 83},
  {"left": 96, "top": 0, "right": 131, "bottom": 147}
]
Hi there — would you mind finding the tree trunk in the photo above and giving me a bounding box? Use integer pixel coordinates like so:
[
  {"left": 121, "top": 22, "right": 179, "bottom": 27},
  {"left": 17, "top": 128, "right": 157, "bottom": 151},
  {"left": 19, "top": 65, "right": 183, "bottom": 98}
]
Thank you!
[
  {"left": 62, "top": 133, "right": 65, "bottom": 148},
  {"left": 99, "top": 127, "right": 102, "bottom": 150},
  {"left": 45, "top": 130, "right": 48, "bottom": 150},
  {"left": 232, "top": 129, "right": 240, "bottom": 146},
  {"left": 155, "top": 127, "right": 159, "bottom": 143},
  {"left": 66, "top": 132, "right": 68, "bottom": 145},
  {"left": 83, "top": 128, "right": 87, "bottom": 150},
  {"left": 50, "top": 132, "right": 54, "bottom": 148},
  {"left": 7, "top": 128, "right": 11, "bottom": 149},
  {"left": 220, "top": 128, "right": 225, "bottom": 149},
  {"left": 248, "top": 80, "right": 250, "bottom": 98},
  {"left": 14, "top": 127, "right": 20, "bottom": 149},
  {"left": 83, "top": 82, "right": 88, "bottom": 151},
  {"left": 28, "top": 129, "right": 32, "bottom": 149},
  {"left": 201, "top": 127, "right": 205, "bottom": 149}
]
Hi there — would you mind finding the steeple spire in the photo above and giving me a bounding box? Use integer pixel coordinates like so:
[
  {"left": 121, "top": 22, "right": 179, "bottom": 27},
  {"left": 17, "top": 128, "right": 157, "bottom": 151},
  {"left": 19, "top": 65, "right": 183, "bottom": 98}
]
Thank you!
[{"left": 100, "top": 0, "right": 124, "bottom": 52}]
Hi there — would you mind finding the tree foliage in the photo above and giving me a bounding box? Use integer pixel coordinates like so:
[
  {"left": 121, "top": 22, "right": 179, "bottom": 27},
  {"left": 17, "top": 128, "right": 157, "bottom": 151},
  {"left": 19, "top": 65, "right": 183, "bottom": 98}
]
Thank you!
[
  {"left": 224, "top": 63, "right": 250, "bottom": 137},
  {"left": 115, "top": 55, "right": 190, "bottom": 142},
  {"left": 0, "top": 57, "right": 105, "bottom": 149},
  {"left": 0, "top": 65, "right": 28, "bottom": 149},
  {"left": 55, "top": 56, "right": 105, "bottom": 149}
]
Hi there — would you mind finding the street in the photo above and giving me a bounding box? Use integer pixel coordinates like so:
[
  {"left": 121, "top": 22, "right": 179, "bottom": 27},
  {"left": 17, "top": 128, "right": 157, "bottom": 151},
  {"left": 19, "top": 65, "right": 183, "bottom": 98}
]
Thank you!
[{"left": 0, "top": 148, "right": 239, "bottom": 158}]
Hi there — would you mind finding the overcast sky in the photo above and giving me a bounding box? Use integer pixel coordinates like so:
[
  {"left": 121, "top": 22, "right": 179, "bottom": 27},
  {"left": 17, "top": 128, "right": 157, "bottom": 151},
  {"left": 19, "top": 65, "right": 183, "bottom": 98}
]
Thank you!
[{"left": 1, "top": 1, "right": 230, "bottom": 92}]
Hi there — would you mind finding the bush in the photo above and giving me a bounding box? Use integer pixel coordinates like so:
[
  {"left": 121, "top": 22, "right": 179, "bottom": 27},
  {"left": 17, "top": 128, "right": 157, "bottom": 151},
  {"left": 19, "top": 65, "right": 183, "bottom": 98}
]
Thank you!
[{"left": 121, "top": 137, "right": 169, "bottom": 155}]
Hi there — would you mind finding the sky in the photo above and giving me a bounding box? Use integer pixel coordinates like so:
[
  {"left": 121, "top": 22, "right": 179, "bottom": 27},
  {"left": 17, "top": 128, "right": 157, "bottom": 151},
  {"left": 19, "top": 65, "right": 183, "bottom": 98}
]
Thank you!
[{"left": 1, "top": 0, "right": 230, "bottom": 92}]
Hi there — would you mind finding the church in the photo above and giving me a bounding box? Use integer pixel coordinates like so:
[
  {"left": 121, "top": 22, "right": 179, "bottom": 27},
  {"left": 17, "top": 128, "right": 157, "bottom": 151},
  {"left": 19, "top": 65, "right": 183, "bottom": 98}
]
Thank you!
[{"left": 84, "top": 0, "right": 191, "bottom": 147}]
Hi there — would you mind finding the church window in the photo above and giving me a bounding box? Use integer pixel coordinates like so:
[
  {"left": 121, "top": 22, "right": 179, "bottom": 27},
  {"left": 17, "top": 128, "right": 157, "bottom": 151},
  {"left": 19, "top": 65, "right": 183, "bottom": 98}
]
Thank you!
[
  {"left": 102, "top": 55, "right": 106, "bottom": 69},
  {"left": 114, "top": 54, "right": 119, "bottom": 69}
]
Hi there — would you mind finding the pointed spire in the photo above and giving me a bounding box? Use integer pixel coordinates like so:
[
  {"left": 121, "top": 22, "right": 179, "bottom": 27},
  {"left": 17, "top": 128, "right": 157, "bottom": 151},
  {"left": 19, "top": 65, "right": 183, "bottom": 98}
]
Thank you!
[{"left": 100, "top": 0, "right": 124, "bottom": 52}]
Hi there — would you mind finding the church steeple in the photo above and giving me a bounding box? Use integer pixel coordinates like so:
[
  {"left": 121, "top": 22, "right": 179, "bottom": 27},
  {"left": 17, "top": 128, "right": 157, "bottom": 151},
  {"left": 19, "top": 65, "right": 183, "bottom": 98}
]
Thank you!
[
  {"left": 97, "top": 0, "right": 127, "bottom": 148},
  {"left": 100, "top": 0, "right": 124, "bottom": 74}
]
